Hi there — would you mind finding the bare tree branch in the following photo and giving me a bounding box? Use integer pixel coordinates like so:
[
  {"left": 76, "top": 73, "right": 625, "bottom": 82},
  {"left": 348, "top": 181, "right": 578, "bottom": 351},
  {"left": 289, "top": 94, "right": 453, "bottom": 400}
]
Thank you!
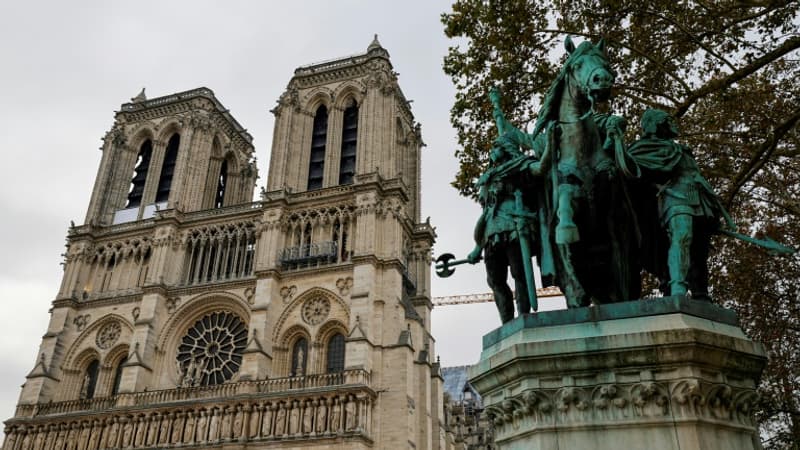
[{"left": 674, "top": 35, "right": 800, "bottom": 117}]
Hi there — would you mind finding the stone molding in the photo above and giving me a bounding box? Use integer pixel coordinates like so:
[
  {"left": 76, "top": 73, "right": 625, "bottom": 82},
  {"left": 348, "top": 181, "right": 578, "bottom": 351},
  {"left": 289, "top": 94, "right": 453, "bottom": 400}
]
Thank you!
[{"left": 484, "top": 378, "right": 759, "bottom": 434}]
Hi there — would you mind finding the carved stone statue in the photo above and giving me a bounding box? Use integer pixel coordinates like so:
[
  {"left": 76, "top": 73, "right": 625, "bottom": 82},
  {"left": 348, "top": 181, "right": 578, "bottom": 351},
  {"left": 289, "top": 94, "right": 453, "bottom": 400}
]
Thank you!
[
  {"left": 159, "top": 413, "right": 171, "bottom": 445},
  {"left": 196, "top": 410, "right": 208, "bottom": 443},
  {"left": 120, "top": 417, "right": 132, "bottom": 448},
  {"left": 233, "top": 405, "right": 244, "bottom": 439},
  {"left": 330, "top": 398, "right": 341, "bottom": 432},
  {"left": 221, "top": 406, "right": 232, "bottom": 440},
  {"left": 249, "top": 405, "right": 261, "bottom": 438},
  {"left": 133, "top": 415, "right": 145, "bottom": 447},
  {"left": 20, "top": 429, "right": 31, "bottom": 450},
  {"left": 261, "top": 405, "right": 274, "bottom": 437},
  {"left": 275, "top": 404, "right": 287, "bottom": 437},
  {"left": 147, "top": 414, "right": 159, "bottom": 446},
  {"left": 302, "top": 400, "right": 314, "bottom": 434},
  {"left": 315, "top": 399, "right": 328, "bottom": 434},
  {"left": 289, "top": 400, "right": 300, "bottom": 435},
  {"left": 34, "top": 427, "right": 43, "bottom": 450},
  {"left": 208, "top": 408, "right": 220, "bottom": 442},
  {"left": 87, "top": 421, "right": 100, "bottom": 450},
  {"left": 345, "top": 397, "right": 356, "bottom": 431},
  {"left": 171, "top": 412, "right": 184, "bottom": 445},
  {"left": 294, "top": 347, "right": 305, "bottom": 377},
  {"left": 79, "top": 422, "right": 91, "bottom": 450},
  {"left": 183, "top": 411, "right": 195, "bottom": 443},
  {"left": 79, "top": 374, "right": 91, "bottom": 400}
]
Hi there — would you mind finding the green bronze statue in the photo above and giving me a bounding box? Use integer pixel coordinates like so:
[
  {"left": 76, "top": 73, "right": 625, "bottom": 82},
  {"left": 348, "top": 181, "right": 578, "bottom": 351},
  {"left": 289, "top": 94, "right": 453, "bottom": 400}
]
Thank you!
[
  {"left": 465, "top": 132, "right": 550, "bottom": 323},
  {"left": 434, "top": 38, "right": 793, "bottom": 324},
  {"left": 484, "top": 38, "right": 640, "bottom": 308},
  {"left": 628, "top": 108, "right": 794, "bottom": 298}
]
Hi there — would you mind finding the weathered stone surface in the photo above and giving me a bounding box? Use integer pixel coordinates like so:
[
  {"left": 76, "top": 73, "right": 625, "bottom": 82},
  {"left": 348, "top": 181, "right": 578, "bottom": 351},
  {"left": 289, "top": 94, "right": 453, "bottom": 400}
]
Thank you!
[{"left": 469, "top": 297, "right": 766, "bottom": 450}]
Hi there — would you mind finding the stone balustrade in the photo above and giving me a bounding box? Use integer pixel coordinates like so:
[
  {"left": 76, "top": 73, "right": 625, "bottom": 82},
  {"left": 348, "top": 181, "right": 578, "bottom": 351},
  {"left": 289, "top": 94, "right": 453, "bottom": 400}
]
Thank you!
[
  {"left": 15, "top": 370, "right": 369, "bottom": 419},
  {"left": 6, "top": 371, "right": 374, "bottom": 450}
]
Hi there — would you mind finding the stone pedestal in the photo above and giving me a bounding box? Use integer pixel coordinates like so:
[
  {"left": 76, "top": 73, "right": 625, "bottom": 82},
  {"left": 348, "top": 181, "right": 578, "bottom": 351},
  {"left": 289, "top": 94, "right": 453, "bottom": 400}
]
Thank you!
[{"left": 469, "top": 297, "right": 767, "bottom": 450}]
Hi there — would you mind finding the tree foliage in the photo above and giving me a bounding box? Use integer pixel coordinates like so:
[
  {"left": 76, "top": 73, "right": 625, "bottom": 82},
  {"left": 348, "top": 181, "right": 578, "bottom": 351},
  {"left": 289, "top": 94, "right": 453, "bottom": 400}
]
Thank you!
[{"left": 442, "top": 1, "right": 800, "bottom": 447}]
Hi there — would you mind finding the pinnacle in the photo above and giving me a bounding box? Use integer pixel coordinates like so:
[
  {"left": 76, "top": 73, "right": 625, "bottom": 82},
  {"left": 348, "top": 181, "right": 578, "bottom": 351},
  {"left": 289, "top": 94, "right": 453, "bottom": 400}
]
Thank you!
[{"left": 367, "top": 34, "right": 382, "bottom": 52}]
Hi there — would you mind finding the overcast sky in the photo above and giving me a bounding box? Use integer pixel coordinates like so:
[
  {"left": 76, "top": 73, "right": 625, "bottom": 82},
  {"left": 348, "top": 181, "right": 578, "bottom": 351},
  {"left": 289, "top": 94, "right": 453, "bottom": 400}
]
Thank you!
[{"left": 0, "top": 0, "right": 557, "bottom": 425}]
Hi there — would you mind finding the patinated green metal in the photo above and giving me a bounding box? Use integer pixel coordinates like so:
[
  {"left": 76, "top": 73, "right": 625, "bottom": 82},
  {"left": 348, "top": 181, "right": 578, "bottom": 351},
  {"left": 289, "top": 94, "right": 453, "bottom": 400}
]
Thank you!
[{"left": 436, "top": 37, "right": 795, "bottom": 324}]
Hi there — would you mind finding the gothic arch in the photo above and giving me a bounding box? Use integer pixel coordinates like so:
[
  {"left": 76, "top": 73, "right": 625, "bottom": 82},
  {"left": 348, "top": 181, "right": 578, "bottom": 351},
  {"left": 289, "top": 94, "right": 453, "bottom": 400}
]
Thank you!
[
  {"left": 154, "top": 119, "right": 183, "bottom": 144},
  {"left": 272, "top": 287, "right": 349, "bottom": 344},
  {"left": 157, "top": 291, "right": 251, "bottom": 351},
  {"left": 222, "top": 150, "right": 240, "bottom": 173},
  {"left": 210, "top": 134, "right": 225, "bottom": 159},
  {"left": 301, "top": 87, "right": 334, "bottom": 114},
  {"left": 127, "top": 125, "right": 157, "bottom": 154},
  {"left": 61, "top": 347, "right": 102, "bottom": 401},
  {"left": 313, "top": 319, "right": 348, "bottom": 375},
  {"left": 277, "top": 324, "right": 311, "bottom": 376},
  {"left": 332, "top": 81, "right": 366, "bottom": 109},
  {"left": 96, "top": 343, "right": 129, "bottom": 398},
  {"left": 62, "top": 313, "right": 134, "bottom": 370},
  {"left": 69, "top": 347, "right": 101, "bottom": 372},
  {"left": 314, "top": 319, "right": 348, "bottom": 346},
  {"left": 279, "top": 324, "right": 311, "bottom": 349}
]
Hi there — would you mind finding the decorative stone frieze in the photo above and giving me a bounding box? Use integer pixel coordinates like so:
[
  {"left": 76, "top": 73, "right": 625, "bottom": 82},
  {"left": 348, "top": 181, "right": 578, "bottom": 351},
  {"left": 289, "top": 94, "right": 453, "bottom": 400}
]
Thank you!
[{"left": 6, "top": 385, "right": 374, "bottom": 449}]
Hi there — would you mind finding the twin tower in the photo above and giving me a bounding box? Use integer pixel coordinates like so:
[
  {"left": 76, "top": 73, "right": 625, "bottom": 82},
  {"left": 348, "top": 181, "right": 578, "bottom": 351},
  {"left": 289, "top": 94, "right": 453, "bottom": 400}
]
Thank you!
[{"left": 5, "top": 38, "right": 451, "bottom": 450}]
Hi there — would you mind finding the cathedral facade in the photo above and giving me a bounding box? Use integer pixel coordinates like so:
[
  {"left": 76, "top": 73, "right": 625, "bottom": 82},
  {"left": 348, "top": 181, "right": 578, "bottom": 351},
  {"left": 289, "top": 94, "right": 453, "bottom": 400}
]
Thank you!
[{"left": 4, "top": 38, "right": 451, "bottom": 450}]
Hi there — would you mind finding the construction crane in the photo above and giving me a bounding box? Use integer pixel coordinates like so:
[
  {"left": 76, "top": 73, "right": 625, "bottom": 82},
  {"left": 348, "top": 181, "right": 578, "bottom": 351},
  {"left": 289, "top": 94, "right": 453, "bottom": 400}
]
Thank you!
[{"left": 432, "top": 286, "right": 562, "bottom": 306}]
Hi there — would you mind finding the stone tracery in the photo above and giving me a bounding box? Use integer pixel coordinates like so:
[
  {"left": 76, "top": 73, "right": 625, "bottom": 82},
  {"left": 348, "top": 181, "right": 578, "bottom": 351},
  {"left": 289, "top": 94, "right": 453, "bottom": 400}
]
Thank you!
[{"left": 177, "top": 311, "right": 248, "bottom": 387}]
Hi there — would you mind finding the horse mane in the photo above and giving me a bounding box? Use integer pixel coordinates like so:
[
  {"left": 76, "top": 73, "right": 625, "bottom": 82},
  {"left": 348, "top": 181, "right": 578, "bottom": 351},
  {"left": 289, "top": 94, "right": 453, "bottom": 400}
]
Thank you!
[{"left": 531, "top": 41, "right": 597, "bottom": 138}]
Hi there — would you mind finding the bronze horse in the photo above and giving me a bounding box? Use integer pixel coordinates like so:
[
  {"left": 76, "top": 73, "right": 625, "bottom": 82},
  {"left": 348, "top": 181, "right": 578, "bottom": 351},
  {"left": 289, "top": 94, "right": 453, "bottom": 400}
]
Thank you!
[{"left": 495, "top": 37, "right": 640, "bottom": 307}]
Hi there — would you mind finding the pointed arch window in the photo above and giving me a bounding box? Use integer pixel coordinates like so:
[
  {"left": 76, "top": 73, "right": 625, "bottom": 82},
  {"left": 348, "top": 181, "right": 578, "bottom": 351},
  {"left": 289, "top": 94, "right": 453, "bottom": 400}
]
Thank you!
[
  {"left": 215, "top": 160, "right": 228, "bottom": 208},
  {"left": 82, "top": 360, "right": 100, "bottom": 400},
  {"left": 326, "top": 333, "right": 345, "bottom": 373},
  {"left": 291, "top": 337, "right": 308, "bottom": 377},
  {"left": 156, "top": 133, "right": 180, "bottom": 203},
  {"left": 125, "top": 140, "right": 153, "bottom": 208},
  {"left": 111, "top": 356, "right": 127, "bottom": 395},
  {"left": 308, "top": 105, "right": 328, "bottom": 190},
  {"left": 339, "top": 102, "right": 358, "bottom": 185}
]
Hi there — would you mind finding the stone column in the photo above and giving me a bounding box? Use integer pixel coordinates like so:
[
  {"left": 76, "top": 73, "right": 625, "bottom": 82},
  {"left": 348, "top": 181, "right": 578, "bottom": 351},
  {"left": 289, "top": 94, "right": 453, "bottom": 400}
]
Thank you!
[{"left": 469, "top": 297, "right": 767, "bottom": 450}]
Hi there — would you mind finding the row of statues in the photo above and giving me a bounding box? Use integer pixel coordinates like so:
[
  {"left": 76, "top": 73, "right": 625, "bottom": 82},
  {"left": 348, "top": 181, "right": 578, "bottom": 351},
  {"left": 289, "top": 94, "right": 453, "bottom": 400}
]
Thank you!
[
  {"left": 437, "top": 37, "right": 793, "bottom": 323},
  {"left": 4, "top": 396, "right": 365, "bottom": 450}
]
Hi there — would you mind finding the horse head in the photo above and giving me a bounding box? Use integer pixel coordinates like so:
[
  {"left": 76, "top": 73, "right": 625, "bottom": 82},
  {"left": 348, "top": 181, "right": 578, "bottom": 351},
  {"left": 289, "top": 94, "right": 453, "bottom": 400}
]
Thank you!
[{"left": 564, "top": 36, "right": 615, "bottom": 107}]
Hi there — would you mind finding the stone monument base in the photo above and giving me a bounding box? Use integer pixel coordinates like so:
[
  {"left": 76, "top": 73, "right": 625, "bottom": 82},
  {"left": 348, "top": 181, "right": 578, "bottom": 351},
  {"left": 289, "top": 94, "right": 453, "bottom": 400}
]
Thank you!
[{"left": 468, "top": 297, "right": 766, "bottom": 450}]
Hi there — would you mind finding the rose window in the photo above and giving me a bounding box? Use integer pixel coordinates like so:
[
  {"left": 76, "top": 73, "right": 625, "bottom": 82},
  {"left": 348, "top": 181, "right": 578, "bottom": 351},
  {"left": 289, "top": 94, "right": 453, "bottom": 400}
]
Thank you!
[
  {"left": 302, "top": 297, "right": 331, "bottom": 325},
  {"left": 177, "top": 311, "right": 248, "bottom": 386},
  {"left": 96, "top": 321, "right": 121, "bottom": 350}
]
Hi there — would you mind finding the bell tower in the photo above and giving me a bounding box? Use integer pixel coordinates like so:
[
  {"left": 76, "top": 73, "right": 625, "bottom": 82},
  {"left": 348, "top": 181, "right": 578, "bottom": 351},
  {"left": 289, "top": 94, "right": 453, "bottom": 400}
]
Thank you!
[
  {"left": 84, "top": 88, "right": 257, "bottom": 225},
  {"left": 255, "top": 35, "right": 441, "bottom": 449}
]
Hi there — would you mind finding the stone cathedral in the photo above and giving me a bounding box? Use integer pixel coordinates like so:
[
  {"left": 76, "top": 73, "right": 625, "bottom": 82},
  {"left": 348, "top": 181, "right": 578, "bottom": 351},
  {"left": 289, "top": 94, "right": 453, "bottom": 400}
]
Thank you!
[{"left": 3, "top": 38, "right": 454, "bottom": 450}]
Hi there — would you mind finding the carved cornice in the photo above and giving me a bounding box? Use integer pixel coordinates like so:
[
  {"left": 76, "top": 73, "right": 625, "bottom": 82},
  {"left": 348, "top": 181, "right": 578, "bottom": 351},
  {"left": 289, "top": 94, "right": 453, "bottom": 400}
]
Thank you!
[
  {"left": 117, "top": 87, "right": 253, "bottom": 149},
  {"left": 166, "top": 277, "right": 257, "bottom": 297},
  {"left": 52, "top": 292, "right": 143, "bottom": 310}
]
